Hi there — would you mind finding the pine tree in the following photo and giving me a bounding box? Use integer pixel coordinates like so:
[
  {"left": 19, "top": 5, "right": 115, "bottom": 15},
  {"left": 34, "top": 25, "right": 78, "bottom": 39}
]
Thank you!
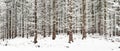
[
  {"left": 21, "top": 0, "right": 25, "bottom": 38},
  {"left": 52, "top": 0, "right": 57, "bottom": 40},
  {"left": 9, "top": 10, "right": 12, "bottom": 39},
  {"left": 5, "top": 0, "right": 9, "bottom": 39},
  {"left": 104, "top": 0, "right": 107, "bottom": 37},
  {"left": 48, "top": 0, "right": 52, "bottom": 37},
  {"left": 98, "top": 0, "right": 103, "bottom": 35},
  {"left": 68, "top": 0, "right": 73, "bottom": 43},
  {"left": 41, "top": 0, "right": 46, "bottom": 38},
  {"left": 91, "top": 0, "right": 95, "bottom": 35},
  {"left": 33, "top": 0, "right": 38, "bottom": 44},
  {"left": 82, "top": 0, "right": 87, "bottom": 40}
]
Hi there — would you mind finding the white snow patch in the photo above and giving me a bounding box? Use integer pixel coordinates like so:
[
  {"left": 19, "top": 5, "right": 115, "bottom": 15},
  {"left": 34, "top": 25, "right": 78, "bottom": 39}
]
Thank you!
[{"left": 0, "top": 34, "right": 120, "bottom": 51}]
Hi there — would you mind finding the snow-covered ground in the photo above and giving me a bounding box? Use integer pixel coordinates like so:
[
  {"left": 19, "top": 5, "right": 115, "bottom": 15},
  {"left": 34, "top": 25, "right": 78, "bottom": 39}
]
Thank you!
[{"left": 0, "top": 34, "right": 120, "bottom": 51}]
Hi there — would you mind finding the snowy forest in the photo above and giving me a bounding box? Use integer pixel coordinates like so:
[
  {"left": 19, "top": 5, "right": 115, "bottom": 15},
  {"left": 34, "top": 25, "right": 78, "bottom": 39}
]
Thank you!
[{"left": 0, "top": 0, "right": 120, "bottom": 51}]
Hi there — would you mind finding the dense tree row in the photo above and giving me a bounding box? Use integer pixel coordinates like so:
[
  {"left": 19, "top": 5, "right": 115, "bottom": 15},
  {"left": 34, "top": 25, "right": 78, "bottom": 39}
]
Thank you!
[{"left": 0, "top": 0, "right": 120, "bottom": 43}]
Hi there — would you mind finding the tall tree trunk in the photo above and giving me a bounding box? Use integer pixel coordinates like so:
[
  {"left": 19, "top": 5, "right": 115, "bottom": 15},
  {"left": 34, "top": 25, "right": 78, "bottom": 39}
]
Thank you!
[
  {"left": 9, "top": 10, "right": 12, "bottom": 39},
  {"left": 52, "top": 0, "right": 56, "bottom": 40},
  {"left": 33, "top": 0, "right": 38, "bottom": 44},
  {"left": 12, "top": 0, "right": 14, "bottom": 39},
  {"left": 15, "top": 1, "right": 17, "bottom": 38},
  {"left": 41, "top": 0, "right": 46, "bottom": 38},
  {"left": 22, "top": 0, "right": 24, "bottom": 38},
  {"left": 82, "top": 0, "right": 86, "bottom": 40},
  {"left": 98, "top": 0, "right": 103, "bottom": 35},
  {"left": 6, "top": 2, "right": 9, "bottom": 39},
  {"left": 91, "top": 1, "right": 95, "bottom": 35},
  {"left": 48, "top": 0, "right": 51, "bottom": 37},
  {"left": 104, "top": 0, "right": 107, "bottom": 36},
  {"left": 11, "top": 0, "right": 17, "bottom": 39},
  {"left": 68, "top": 0, "right": 73, "bottom": 43}
]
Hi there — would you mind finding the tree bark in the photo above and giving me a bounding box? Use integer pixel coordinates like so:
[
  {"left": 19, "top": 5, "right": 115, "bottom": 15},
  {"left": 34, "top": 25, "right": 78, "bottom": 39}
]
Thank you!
[
  {"left": 41, "top": 0, "right": 46, "bottom": 38},
  {"left": 82, "top": 0, "right": 86, "bottom": 40},
  {"left": 22, "top": 0, "right": 24, "bottom": 38},
  {"left": 68, "top": 0, "right": 73, "bottom": 43},
  {"left": 52, "top": 0, "right": 56, "bottom": 40},
  {"left": 9, "top": 10, "right": 12, "bottom": 39},
  {"left": 104, "top": 0, "right": 107, "bottom": 36},
  {"left": 33, "top": 0, "right": 38, "bottom": 44}
]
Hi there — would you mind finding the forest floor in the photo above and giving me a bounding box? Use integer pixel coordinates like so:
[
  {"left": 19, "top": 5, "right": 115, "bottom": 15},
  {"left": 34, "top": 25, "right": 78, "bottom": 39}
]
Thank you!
[{"left": 0, "top": 34, "right": 120, "bottom": 51}]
